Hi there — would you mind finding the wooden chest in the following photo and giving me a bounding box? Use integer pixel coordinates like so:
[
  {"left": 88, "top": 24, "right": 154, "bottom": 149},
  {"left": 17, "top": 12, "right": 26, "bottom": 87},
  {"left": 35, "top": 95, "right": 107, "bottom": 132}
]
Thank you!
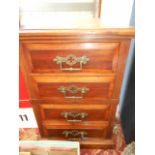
[{"left": 20, "top": 28, "right": 134, "bottom": 148}]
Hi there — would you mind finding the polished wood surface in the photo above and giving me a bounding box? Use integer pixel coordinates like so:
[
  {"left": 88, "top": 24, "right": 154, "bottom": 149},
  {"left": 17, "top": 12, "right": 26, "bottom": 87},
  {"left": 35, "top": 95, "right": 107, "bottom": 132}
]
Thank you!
[
  {"left": 20, "top": 28, "right": 134, "bottom": 148},
  {"left": 32, "top": 75, "right": 115, "bottom": 100},
  {"left": 46, "top": 128, "right": 108, "bottom": 139},
  {"left": 39, "top": 103, "right": 110, "bottom": 121},
  {"left": 22, "top": 42, "right": 119, "bottom": 73},
  {"left": 19, "top": 28, "right": 134, "bottom": 37}
]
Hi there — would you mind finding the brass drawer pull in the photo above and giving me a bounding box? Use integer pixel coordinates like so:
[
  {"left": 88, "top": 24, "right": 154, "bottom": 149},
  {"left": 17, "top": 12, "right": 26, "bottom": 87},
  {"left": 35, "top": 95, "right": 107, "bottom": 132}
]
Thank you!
[
  {"left": 62, "top": 130, "right": 87, "bottom": 140},
  {"left": 53, "top": 54, "right": 89, "bottom": 71},
  {"left": 61, "top": 112, "right": 88, "bottom": 122},
  {"left": 58, "top": 85, "right": 89, "bottom": 99}
]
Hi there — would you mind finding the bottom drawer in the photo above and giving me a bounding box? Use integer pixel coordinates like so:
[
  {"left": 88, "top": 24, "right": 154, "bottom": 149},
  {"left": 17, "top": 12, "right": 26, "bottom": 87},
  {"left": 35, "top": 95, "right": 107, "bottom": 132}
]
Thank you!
[{"left": 46, "top": 129, "right": 108, "bottom": 141}]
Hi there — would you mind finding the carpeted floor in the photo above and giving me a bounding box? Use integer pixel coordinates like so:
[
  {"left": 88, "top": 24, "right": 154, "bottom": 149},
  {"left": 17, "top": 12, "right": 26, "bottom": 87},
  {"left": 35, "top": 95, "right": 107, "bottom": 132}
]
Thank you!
[{"left": 20, "top": 124, "right": 128, "bottom": 155}]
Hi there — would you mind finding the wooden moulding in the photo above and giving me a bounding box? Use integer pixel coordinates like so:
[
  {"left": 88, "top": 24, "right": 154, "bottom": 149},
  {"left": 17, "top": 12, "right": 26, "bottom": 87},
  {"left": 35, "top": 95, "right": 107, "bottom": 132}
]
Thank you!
[{"left": 19, "top": 28, "right": 134, "bottom": 40}]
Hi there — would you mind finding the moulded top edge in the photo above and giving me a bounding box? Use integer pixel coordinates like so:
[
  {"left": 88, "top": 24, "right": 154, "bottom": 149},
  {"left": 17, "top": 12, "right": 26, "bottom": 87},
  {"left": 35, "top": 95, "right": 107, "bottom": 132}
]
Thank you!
[{"left": 19, "top": 28, "right": 135, "bottom": 40}]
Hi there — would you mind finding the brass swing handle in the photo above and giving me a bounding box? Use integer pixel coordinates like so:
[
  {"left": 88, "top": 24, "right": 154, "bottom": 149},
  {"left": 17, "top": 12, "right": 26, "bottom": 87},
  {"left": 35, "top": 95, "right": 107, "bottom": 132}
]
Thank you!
[
  {"left": 58, "top": 85, "right": 89, "bottom": 99},
  {"left": 53, "top": 54, "right": 90, "bottom": 71},
  {"left": 62, "top": 130, "right": 88, "bottom": 140},
  {"left": 61, "top": 112, "right": 88, "bottom": 122}
]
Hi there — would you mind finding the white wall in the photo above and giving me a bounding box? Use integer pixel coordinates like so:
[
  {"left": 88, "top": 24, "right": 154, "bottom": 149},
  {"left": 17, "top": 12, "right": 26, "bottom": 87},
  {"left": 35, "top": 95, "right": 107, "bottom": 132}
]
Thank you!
[{"left": 100, "top": 0, "right": 134, "bottom": 27}]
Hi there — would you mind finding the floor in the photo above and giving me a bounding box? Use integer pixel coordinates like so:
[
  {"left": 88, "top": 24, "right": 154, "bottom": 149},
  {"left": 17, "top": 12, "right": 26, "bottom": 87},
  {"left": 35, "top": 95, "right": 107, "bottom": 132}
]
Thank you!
[{"left": 19, "top": 124, "right": 127, "bottom": 155}]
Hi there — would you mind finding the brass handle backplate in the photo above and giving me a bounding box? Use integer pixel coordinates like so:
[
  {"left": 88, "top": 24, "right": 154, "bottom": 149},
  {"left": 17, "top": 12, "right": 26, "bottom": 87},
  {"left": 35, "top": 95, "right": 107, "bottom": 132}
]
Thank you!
[
  {"left": 58, "top": 85, "right": 89, "bottom": 99},
  {"left": 61, "top": 112, "right": 88, "bottom": 122},
  {"left": 62, "top": 130, "right": 88, "bottom": 140},
  {"left": 53, "top": 54, "right": 89, "bottom": 71}
]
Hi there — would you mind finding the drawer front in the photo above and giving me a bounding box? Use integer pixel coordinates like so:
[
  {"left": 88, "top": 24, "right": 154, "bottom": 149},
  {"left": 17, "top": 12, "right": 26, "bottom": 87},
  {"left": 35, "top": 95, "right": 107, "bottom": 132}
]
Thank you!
[
  {"left": 23, "top": 42, "right": 120, "bottom": 73},
  {"left": 39, "top": 104, "right": 110, "bottom": 122},
  {"left": 45, "top": 129, "right": 108, "bottom": 140},
  {"left": 32, "top": 75, "right": 115, "bottom": 99},
  {"left": 38, "top": 83, "right": 113, "bottom": 99}
]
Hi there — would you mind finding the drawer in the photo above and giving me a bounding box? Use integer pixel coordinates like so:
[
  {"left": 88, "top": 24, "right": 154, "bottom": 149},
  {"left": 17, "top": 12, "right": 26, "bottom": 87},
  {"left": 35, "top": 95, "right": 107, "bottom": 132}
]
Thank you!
[
  {"left": 44, "top": 128, "right": 108, "bottom": 140},
  {"left": 31, "top": 75, "right": 115, "bottom": 99},
  {"left": 23, "top": 42, "right": 120, "bottom": 73},
  {"left": 39, "top": 104, "right": 110, "bottom": 122}
]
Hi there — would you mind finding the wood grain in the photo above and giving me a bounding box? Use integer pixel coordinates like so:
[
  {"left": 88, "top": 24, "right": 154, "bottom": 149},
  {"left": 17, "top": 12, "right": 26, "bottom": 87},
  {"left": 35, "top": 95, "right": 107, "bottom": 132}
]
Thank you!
[
  {"left": 39, "top": 103, "right": 110, "bottom": 121},
  {"left": 19, "top": 28, "right": 134, "bottom": 148},
  {"left": 23, "top": 42, "right": 119, "bottom": 74}
]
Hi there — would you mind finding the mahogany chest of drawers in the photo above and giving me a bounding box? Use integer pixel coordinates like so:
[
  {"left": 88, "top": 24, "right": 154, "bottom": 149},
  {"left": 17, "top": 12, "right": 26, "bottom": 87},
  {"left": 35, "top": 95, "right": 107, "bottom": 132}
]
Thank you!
[{"left": 20, "top": 28, "right": 134, "bottom": 148}]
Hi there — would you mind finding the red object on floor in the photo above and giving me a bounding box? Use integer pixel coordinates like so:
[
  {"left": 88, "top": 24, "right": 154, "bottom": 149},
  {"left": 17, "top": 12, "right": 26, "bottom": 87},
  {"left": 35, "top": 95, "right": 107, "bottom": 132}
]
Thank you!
[{"left": 19, "top": 68, "right": 32, "bottom": 108}]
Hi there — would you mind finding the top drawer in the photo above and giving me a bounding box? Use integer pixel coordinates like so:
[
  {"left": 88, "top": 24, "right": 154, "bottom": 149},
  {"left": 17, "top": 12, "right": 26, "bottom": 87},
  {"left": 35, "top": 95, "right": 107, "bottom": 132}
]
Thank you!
[{"left": 21, "top": 42, "right": 120, "bottom": 73}]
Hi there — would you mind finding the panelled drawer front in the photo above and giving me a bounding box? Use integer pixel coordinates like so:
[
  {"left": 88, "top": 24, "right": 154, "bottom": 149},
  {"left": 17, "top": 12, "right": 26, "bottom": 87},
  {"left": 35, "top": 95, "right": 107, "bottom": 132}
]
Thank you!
[
  {"left": 32, "top": 75, "right": 115, "bottom": 99},
  {"left": 39, "top": 104, "right": 110, "bottom": 122},
  {"left": 38, "top": 83, "right": 113, "bottom": 99},
  {"left": 24, "top": 42, "right": 120, "bottom": 73},
  {"left": 46, "top": 129, "right": 108, "bottom": 140}
]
